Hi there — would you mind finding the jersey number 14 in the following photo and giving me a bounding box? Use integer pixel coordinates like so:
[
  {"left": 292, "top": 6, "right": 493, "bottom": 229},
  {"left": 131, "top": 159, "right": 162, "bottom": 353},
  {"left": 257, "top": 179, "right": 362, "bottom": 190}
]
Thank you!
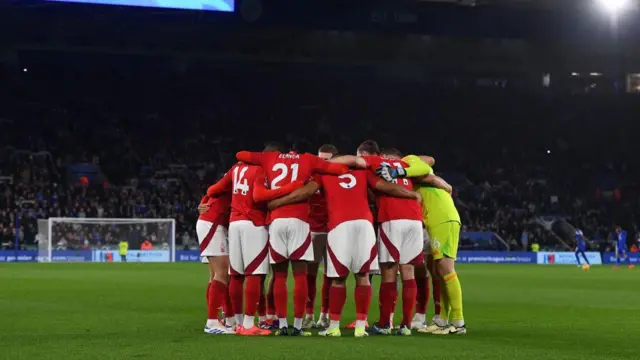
[{"left": 233, "top": 166, "right": 250, "bottom": 195}]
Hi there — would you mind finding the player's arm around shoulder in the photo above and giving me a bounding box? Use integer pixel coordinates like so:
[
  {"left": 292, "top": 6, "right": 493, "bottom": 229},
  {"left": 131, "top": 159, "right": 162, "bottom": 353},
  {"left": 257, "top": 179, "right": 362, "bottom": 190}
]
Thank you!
[
  {"left": 366, "top": 171, "right": 420, "bottom": 201},
  {"left": 401, "top": 154, "right": 434, "bottom": 178},
  {"left": 309, "top": 153, "right": 349, "bottom": 175},
  {"left": 205, "top": 169, "right": 233, "bottom": 197},
  {"left": 418, "top": 174, "right": 453, "bottom": 195},
  {"left": 267, "top": 179, "right": 321, "bottom": 210},
  {"left": 252, "top": 169, "right": 305, "bottom": 202},
  {"left": 236, "top": 151, "right": 263, "bottom": 165},
  {"left": 328, "top": 155, "right": 368, "bottom": 169}
]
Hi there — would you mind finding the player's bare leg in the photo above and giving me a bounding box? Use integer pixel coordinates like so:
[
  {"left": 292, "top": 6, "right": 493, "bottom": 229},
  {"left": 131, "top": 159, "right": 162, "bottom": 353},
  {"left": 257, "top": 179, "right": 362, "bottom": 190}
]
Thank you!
[
  {"left": 396, "top": 263, "right": 416, "bottom": 335},
  {"left": 318, "top": 276, "right": 347, "bottom": 337},
  {"left": 290, "top": 260, "right": 311, "bottom": 336},
  {"left": 205, "top": 256, "right": 234, "bottom": 334},
  {"left": 369, "top": 262, "right": 397, "bottom": 335},
  {"left": 432, "top": 257, "right": 466, "bottom": 335}
]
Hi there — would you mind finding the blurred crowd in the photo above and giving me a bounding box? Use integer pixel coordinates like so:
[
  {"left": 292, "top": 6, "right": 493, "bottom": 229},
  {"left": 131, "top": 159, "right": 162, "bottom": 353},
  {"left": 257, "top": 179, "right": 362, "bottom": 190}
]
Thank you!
[{"left": 1, "top": 51, "right": 639, "bottom": 253}]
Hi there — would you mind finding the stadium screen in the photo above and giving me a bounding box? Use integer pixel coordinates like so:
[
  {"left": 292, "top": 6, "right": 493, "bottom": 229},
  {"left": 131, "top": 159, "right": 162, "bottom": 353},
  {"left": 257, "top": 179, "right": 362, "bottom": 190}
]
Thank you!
[{"left": 45, "top": 0, "right": 235, "bottom": 12}]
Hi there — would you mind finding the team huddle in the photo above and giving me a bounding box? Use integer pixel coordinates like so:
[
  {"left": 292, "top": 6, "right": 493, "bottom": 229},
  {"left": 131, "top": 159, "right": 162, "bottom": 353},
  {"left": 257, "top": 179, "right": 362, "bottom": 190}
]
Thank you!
[{"left": 196, "top": 140, "right": 466, "bottom": 337}]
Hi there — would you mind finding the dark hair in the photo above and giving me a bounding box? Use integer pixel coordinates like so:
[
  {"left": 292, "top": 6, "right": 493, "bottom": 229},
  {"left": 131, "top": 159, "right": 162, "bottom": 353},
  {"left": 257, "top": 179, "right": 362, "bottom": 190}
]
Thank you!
[
  {"left": 357, "top": 140, "right": 380, "bottom": 155},
  {"left": 382, "top": 148, "right": 404, "bottom": 158},
  {"left": 263, "top": 141, "right": 284, "bottom": 152},
  {"left": 318, "top": 144, "right": 339, "bottom": 155}
]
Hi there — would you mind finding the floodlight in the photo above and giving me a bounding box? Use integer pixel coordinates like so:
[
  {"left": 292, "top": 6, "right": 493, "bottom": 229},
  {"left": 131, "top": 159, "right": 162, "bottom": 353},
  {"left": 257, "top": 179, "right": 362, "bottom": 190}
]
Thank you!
[{"left": 597, "top": 0, "right": 631, "bottom": 14}]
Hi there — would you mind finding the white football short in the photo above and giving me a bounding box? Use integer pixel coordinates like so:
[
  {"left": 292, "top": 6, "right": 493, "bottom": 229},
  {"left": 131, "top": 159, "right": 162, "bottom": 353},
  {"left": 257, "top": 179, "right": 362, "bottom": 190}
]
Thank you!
[
  {"left": 326, "top": 220, "right": 378, "bottom": 278},
  {"left": 269, "top": 218, "right": 313, "bottom": 263},
  {"left": 310, "top": 232, "right": 328, "bottom": 263},
  {"left": 197, "top": 219, "right": 228, "bottom": 257},
  {"left": 378, "top": 219, "right": 424, "bottom": 265},
  {"left": 228, "top": 220, "right": 270, "bottom": 275}
]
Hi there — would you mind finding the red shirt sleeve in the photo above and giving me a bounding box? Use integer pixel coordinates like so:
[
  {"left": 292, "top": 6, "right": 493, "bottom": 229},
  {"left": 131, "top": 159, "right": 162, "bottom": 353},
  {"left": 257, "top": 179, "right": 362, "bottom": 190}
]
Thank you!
[
  {"left": 200, "top": 195, "right": 210, "bottom": 205},
  {"left": 206, "top": 170, "right": 233, "bottom": 197},
  {"left": 362, "top": 155, "right": 381, "bottom": 170},
  {"left": 254, "top": 181, "right": 305, "bottom": 202},
  {"left": 236, "top": 151, "right": 264, "bottom": 166},
  {"left": 310, "top": 154, "right": 348, "bottom": 175},
  {"left": 252, "top": 169, "right": 305, "bottom": 202}
]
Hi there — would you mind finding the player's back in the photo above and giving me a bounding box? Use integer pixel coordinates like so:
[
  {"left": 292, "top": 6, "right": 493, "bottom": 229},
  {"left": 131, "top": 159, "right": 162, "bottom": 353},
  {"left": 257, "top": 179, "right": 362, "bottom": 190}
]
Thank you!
[
  {"left": 199, "top": 193, "right": 231, "bottom": 226},
  {"left": 319, "top": 170, "right": 373, "bottom": 230},
  {"left": 363, "top": 155, "right": 422, "bottom": 222},
  {"left": 228, "top": 163, "right": 268, "bottom": 226},
  {"left": 416, "top": 185, "right": 460, "bottom": 227},
  {"left": 308, "top": 189, "right": 328, "bottom": 232},
  {"left": 262, "top": 152, "right": 319, "bottom": 222}
]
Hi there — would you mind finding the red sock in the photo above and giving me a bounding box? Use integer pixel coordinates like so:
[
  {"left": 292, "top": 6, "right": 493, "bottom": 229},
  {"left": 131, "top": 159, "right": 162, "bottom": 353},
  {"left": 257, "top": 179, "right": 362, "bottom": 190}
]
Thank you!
[
  {"left": 293, "top": 270, "right": 308, "bottom": 319},
  {"left": 306, "top": 273, "right": 317, "bottom": 315},
  {"left": 392, "top": 284, "right": 398, "bottom": 316},
  {"left": 229, "top": 275, "right": 244, "bottom": 321},
  {"left": 244, "top": 275, "right": 261, "bottom": 318},
  {"left": 432, "top": 276, "right": 441, "bottom": 316},
  {"left": 273, "top": 271, "right": 288, "bottom": 320},
  {"left": 206, "top": 282, "right": 211, "bottom": 305},
  {"left": 354, "top": 285, "right": 372, "bottom": 321},
  {"left": 321, "top": 275, "right": 330, "bottom": 314},
  {"left": 415, "top": 276, "right": 429, "bottom": 315},
  {"left": 329, "top": 285, "right": 347, "bottom": 321},
  {"left": 223, "top": 283, "right": 235, "bottom": 318},
  {"left": 208, "top": 280, "right": 226, "bottom": 319},
  {"left": 257, "top": 277, "right": 266, "bottom": 317},
  {"left": 401, "top": 279, "right": 417, "bottom": 326},
  {"left": 378, "top": 282, "right": 396, "bottom": 326},
  {"left": 267, "top": 277, "right": 276, "bottom": 316}
]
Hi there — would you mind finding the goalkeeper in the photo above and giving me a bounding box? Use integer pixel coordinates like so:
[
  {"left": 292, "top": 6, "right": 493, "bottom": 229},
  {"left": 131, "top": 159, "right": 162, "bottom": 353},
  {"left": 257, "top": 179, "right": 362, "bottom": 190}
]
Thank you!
[{"left": 376, "top": 154, "right": 466, "bottom": 335}]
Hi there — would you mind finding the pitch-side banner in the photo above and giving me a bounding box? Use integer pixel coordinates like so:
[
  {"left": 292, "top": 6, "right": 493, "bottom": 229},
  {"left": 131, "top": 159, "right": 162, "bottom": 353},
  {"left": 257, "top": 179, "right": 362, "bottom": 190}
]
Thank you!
[
  {"left": 536, "top": 251, "right": 602, "bottom": 265},
  {"left": 0, "top": 250, "right": 92, "bottom": 262},
  {"left": 92, "top": 250, "right": 170, "bottom": 262},
  {"left": 176, "top": 250, "right": 202, "bottom": 262},
  {"left": 457, "top": 251, "right": 537, "bottom": 264},
  {"left": 601, "top": 252, "right": 640, "bottom": 264}
]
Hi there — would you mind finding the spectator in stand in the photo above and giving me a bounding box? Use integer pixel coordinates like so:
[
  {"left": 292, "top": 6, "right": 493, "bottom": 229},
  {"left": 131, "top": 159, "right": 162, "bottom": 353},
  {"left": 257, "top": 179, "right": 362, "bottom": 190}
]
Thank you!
[{"left": 141, "top": 240, "right": 153, "bottom": 250}]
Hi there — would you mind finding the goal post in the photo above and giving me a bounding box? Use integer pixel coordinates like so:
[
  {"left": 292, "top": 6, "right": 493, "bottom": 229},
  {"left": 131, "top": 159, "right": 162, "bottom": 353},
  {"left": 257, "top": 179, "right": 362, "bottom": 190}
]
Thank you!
[{"left": 37, "top": 218, "right": 176, "bottom": 263}]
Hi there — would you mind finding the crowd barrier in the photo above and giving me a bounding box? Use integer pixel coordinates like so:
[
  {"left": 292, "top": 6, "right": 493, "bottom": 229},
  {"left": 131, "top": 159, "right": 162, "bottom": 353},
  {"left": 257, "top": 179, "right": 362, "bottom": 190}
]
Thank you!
[{"left": 2, "top": 250, "right": 637, "bottom": 264}]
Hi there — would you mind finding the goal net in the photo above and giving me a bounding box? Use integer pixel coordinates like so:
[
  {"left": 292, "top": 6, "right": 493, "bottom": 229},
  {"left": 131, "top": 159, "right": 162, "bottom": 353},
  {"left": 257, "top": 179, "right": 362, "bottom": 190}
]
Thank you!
[{"left": 37, "top": 218, "right": 176, "bottom": 263}]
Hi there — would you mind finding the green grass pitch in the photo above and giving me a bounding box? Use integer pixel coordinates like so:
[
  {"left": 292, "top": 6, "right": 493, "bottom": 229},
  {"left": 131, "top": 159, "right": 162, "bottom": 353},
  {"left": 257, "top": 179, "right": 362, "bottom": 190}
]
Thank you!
[{"left": 0, "top": 263, "right": 637, "bottom": 360}]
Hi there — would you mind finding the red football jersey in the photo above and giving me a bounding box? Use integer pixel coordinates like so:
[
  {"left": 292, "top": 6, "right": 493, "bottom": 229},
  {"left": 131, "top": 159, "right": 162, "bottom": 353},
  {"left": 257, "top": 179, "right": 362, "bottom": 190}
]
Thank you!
[
  {"left": 316, "top": 170, "right": 378, "bottom": 231},
  {"left": 215, "top": 163, "right": 270, "bottom": 226},
  {"left": 198, "top": 193, "right": 231, "bottom": 227},
  {"left": 361, "top": 155, "right": 422, "bottom": 223},
  {"left": 236, "top": 151, "right": 348, "bottom": 222}
]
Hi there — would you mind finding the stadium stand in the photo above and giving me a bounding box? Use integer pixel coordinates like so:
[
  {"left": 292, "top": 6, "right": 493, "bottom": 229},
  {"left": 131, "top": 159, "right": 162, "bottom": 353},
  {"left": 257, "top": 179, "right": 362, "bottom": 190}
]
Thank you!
[{"left": 0, "top": 51, "right": 638, "bottom": 253}]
